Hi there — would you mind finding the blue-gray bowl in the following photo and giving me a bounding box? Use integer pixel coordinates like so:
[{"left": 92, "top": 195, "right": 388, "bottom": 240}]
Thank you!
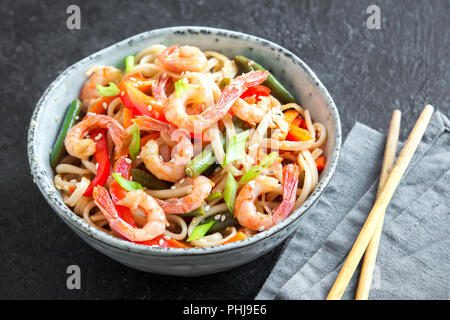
[{"left": 28, "top": 26, "right": 341, "bottom": 276}]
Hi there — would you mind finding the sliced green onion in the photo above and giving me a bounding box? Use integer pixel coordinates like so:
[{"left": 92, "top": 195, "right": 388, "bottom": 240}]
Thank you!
[
  {"left": 238, "top": 152, "right": 278, "bottom": 185},
  {"left": 182, "top": 204, "right": 207, "bottom": 217},
  {"left": 223, "top": 130, "right": 249, "bottom": 165},
  {"left": 125, "top": 55, "right": 135, "bottom": 73},
  {"left": 187, "top": 220, "right": 215, "bottom": 242},
  {"left": 96, "top": 82, "right": 120, "bottom": 97},
  {"left": 206, "top": 191, "right": 222, "bottom": 202},
  {"left": 128, "top": 124, "right": 140, "bottom": 160},
  {"left": 112, "top": 172, "right": 143, "bottom": 191},
  {"left": 129, "top": 168, "right": 171, "bottom": 190},
  {"left": 174, "top": 78, "right": 189, "bottom": 98},
  {"left": 224, "top": 173, "right": 238, "bottom": 214}
]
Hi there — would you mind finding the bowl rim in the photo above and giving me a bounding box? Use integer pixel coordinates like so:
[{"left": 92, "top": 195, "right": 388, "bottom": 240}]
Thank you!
[{"left": 28, "top": 26, "right": 341, "bottom": 257}]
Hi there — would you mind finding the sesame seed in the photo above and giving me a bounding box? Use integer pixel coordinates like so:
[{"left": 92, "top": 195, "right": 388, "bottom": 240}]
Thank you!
[
  {"left": 137, "top": 81, "right": 143, "bottom": 85},
  {"left": 170, "top": 185, "right": 176, "bottom": 190},
  {"left": 258, "top": 226, "right": 265, "bottom": 232},
  {"left": 136, "top": 155, "right": 141, "bottom": 159},
  {"left": 163, "top": 235, "right": 171, "bottom": 241},
  {"left": 120, "top": 91, "right": 125, "bottom": 96},
  {"left": 30, "top": 120, "right": 36, "bottom": 126},
  {"left": 55, "top": 116, "right": 59, "bottom": 121},
  {"left": 94, "top": 133, "right": 102, "bottom": 141},
  {"left": 129, "top": 77, "right": 136, "bottom": 81},
  {"left": 179, "top": 178, "right": 185, "bottom": 184},
  {"left": 125, "top": 158, "right": 132, "bottom": 164},
  {"left": 133, "top": 83, "right": 139, "bottom": 87},
  {"left": 147, "top": 105, "right": 152, "bottom": 112},
  {"left": 70, "top": 179, "right": 77, "bottom": 183},
  {"left": 95, "top": 163, "right": 99, "bottom": 169},
  {"left": 75, "top": 116, "right": 79, "bottom": 120},
  {"left": 159, "top": 239, "right": 164, "bottom": 246},
  {"left": 102, "top": 102, "right": 108, "bottom": 109},
  {"left": 49, "top": 148, "right": 52, "bottom": 154},
  {"left": 221, "top": 215, "right": 226, "bottom": 222},
  {"left": 214, "top": 167, "right": 220, "bottom": 173},
  {"left": 214, "top": 214, "right": 221, "bottom": 220}
]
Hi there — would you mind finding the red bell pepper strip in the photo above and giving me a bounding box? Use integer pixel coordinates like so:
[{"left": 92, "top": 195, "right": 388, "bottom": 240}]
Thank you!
[
  {"left": 240, "top": 84, "right": 271, "bottom": 100},
  {"left": 119, "top": 75, "right": 164, "bottom": 120},
  {"left": 137, "top": 235, "right": 192, "bottom": 248},
  {"left": 109, "top": 156, "right": 136, "bottom": 226},
  {"left": 83, "top": 129, "right": 110, "bottom": 196}
]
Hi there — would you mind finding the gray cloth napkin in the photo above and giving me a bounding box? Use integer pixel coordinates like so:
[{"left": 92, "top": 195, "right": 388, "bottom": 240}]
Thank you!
[{"left": 256, "top": 110, "right": 450, "bottom": 300}]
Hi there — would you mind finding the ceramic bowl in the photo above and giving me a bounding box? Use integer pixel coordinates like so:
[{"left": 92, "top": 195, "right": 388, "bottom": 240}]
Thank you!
[{"left": 28, "top": 26, "right": 341, "bottom": 276}]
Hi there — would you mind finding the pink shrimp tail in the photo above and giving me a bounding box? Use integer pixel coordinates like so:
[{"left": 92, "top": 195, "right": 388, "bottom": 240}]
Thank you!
[
  {"left": 133, "top": 115, "right": 175, "bottom": 133},
  {"left": 208, "top": 70, "right": 269, "bottom": 118},
  {"left": 272, "top": 164, "right": 300, "bottom": 225}
]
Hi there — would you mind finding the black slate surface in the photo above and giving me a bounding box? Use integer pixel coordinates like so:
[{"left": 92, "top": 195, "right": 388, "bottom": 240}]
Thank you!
[{"left": 1, "top": 0, "right": 449, "bottom": 299}]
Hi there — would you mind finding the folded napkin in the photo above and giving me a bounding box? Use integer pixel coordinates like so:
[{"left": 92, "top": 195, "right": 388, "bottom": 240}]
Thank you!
[{"left": 256, "top": 110, "right": 450, "bottom": 300}]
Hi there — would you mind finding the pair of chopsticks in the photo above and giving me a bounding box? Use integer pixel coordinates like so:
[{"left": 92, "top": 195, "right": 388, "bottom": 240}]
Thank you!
[{"left": 326, "top": 104, "right": 434, "bottom": 300}]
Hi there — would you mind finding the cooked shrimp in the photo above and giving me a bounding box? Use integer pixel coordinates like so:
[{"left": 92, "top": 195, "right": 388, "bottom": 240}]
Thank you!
[
  {"left": 234, "top": 176, "right": 280, "bottom": 231},
  {"left": 231, "top": 95, "right": 272, "bottom": 125},
  {"left": 80, "top": 66, "right": 122, "bottom": 106},
  {"left": 155, "top": 45, "right": 208, "bottom": 74},
  {"left": 157, "top": 176, "right": 214, "bottom": 214},
  {"left": 272, "top": 164, "right": 300, "bottom": 224},
  {"left": 140, "top": 133, "right": 193, "bottom": 182},
  {"left": 164, "top": 70, "right": 268, "bottom": 132},
  {"left": 65, "top": 114, "right": 125, "bottom": 159},
  {"left": 235, "top": 164, "right": 299, "bottom": 231},
  {"left": 93, "top": 186, "right": 167, "bottom": 242}
]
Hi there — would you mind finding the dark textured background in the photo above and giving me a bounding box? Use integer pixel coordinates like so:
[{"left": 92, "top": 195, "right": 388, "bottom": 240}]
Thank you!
[{"left": 1, "top": 0, "right": 449, "bottom": 299}]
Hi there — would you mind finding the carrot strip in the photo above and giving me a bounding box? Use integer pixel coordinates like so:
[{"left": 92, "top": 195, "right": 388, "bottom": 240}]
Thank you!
[
  {"left": 224, "top": 231, "right": 248, "bottom": 244},
  {"left": 315, "top": 155, "right": 326, "bottom": 171}
]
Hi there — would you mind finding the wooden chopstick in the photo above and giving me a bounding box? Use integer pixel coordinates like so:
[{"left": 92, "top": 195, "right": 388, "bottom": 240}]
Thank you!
[
  {"left": 355, "top": 110, "right": 401, "bottom": 300},
  {"left": 326, "top": 104, "right": 434, "bottom": 300}
]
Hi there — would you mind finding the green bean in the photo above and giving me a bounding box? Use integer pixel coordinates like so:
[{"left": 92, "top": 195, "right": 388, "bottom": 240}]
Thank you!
[
  {"left": 203, "top": 211, "right": 239, "bottom": 234},
  {"left": 182, "top": 204, "right": 207, "bottom": 217},
  {"left": 50, "top": 99, "right": 82, "bottom": 169},
  {"left": 235, "top": 55, "right": 296, "bottom": 104},
  {"left": 185, "top": 136, "right": 225, "bottom": 177},
  {"left": 130, "top": 168, "right": 171, "bottom": 190}
]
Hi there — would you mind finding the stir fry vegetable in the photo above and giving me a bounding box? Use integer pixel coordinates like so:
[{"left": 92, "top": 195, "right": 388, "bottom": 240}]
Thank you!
[
  {"left": 112, "top": 172, "right": 143, "bottom": 191},
  {"left": 224, "top": 173, "right": 238, "bottom": 214},
  {"left": 223, "top": 130, "right": 250, "bottom": 165},
  {"left": 125, "top": 55, "right": 135, "bottom": 74},
  {"left": 128, "top": 124, "right": 141, "bottom": 160},
  {"left": 83, "top": 129, "right": 110, "bottom": 196},
  {"left": 187, "top": 220, "right": 215, "bottom": 242},
  {"left": 50, "top": 99, "right": 82, "bottom": 168},
  {"left": 96, "top": 82, "right": 120, "bottom": 97},
  {"left": 206, "top": 191, "right": 222, "bottom": 202},
  {"left": 185, "top": 136, "right": 225, "bottom": 177},
  {"left": 109, "top": 156, "right": 136, "bottom": 226},
  {"left": 129, "top": 168, "right": 171, "bottom": 190},
  {"left": 174, "top": 78, "right": 190, "bottom": 98},
  {"left": 238, "top": 152, "right": 278, "bottom": 185},
  {"left": 235, "top": 55, "right": 296, "bottom": 104}
]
